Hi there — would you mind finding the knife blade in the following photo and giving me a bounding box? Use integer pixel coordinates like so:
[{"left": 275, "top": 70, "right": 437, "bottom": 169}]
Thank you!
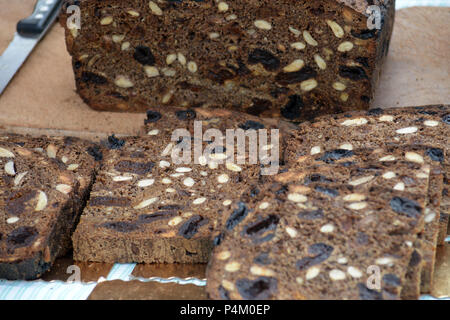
[{"left": 0, "top": 0, "right": 63, "bottom": 95}]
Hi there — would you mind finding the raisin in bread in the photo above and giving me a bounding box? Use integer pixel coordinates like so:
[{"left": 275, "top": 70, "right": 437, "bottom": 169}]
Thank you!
[
  {"left": 0, "top": 142, "right": 82, "bottom": 279},
  {"left": 206, "top": 161, "right": 430, "bottom": 300},
  {"left": 61, "top": 0, "right": 394, "bottom": 121}
]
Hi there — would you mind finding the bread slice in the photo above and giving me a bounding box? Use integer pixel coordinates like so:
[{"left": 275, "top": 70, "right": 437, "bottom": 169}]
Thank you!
[
  {"left": 285, "top": 105, "right": 449, "bottom": 164},
  {"left": 60, "top": 0, "right": 394, "bottom": 120},
  {"left": 289, "top": 146, "right": 444, "bottom": 296},
  {"left": 0, "top": 134, "right": 102, "bottom": 222},
  {"left": 206, "top": 152, "right": 431, "bottom": 300},
  {"left": 0, "top": 142, "right": 79, "bottom": 279},
  {"left": 73, "top": 109, "right": 281, "bottom": 263},
  {"left": 285, "top": 105, "right": 449, "bottom": 242},
  {"left": 0, "top": 134, "right": 101, "bottom": 279},
  {"left": 284, "top": 105, "right": 450, "bottom": 292}
]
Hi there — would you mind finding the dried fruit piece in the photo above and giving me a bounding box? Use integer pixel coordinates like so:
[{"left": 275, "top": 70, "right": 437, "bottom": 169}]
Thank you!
[
  {"left": 254, "top": 252, "right": 271, "bottom": 265},
  {"left": 242, "top": 215, "right": 279, "bottom": 243},
  {"left": 296, "top": 243, "right": 334, "bottom": 271},
  {"left": 107, "top": 135, "right": 125, "bottom": 150},
  {"left": 6, "top": 190, "right": 38, "bottom": 216},
  {"left": 81, "top": 72, "right": 107, "bottom": 85},
  {"left": 351, "top": 29, "right": 378, "bottom": 40},
  {"left": 314, "top": 186, "right": 339, "bottom": 197},
  {"left": 298, "top": 209, "right": 324, "bottom": 220},
  {"left": 6, "top": 227, "right": 37, "bottom": 253},
  {"left": 275, "top": 67, "right": 317, "bottom": 85},
  {"left": 235, "top": 277, "right": 277, "bottom": 300},
  {"left": 425, "top": 148, "right": 444, "bottom": 162},
  {"left": 238, "top": 120, "right": 265, "bottom": 131},
  {"left": 357, "top": 283, "right": 383, "bottom": 300},
  {"left": 178, "top": 215, "right": 208, "bottom": 239},
  {"left": 175, "top": 109, "right": 197, "bottom": 120},
  {"left": 145, "top": 110, "right": 162, "bottom": 123},
  {"left": 339, "top": 66, "right": 368, "bottom": 80},
  {"left": 226, "top": 202, "right": 249, "bottom": 231},
  {"left": 87, "top": 146, "right": 103, "bottom": 161},
  {"left": 248, "top": 49, "right": 280, "bottom": 71},
  {"left": 382, "top": 274, "right": 401, "bottom": 287},
  {"left": 317, "top": 149, "right": 354, "bottom": 163},
  {"left": 390, "top": 197, "right": 422, "bottom": 219},
  {"left": 138, "top": 211, "right": 177, "bottom": 224},
  {"left": 133, "top": 46, "right": 156, "bottom": 66},
  {"left": 281, "top": 95, "right": 304, "bottom": 120}
]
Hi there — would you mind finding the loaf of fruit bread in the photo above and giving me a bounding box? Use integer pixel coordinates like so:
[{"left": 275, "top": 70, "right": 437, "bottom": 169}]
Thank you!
[
  {"left": 73, "top": 110, "right": 281, "bottom": 263},
  {"left": 0, "top": 141, "right": 86, "bottom": 280},
  {"left": 206, "top": 158, "right": 430, "bottom": 300},
  {"left": 60, "top": 0, "right": 395, "bottom": 121}
]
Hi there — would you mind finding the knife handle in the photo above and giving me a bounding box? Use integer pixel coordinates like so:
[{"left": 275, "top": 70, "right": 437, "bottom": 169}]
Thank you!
[{"left": 17, "top": 0, "right": 63, "bottom": 37}]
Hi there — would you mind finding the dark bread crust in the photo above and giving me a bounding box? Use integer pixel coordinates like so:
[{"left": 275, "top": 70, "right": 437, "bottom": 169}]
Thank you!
[{"left": 60, "top": 0, "right": 394, "bottom": 121}]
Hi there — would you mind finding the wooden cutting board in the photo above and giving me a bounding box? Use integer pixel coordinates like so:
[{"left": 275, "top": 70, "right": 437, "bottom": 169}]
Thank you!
[
  {"left": 0, "top": 3, "right": 449, "bottom": 139},
  {"left": 0, "top": 2, "right": 448, "bottom": 299}
]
